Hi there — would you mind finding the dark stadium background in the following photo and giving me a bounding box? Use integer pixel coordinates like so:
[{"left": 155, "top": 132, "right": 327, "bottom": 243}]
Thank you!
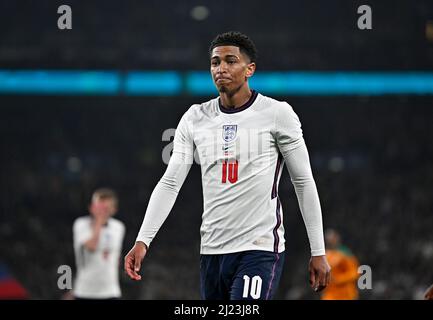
[{"left": 0, "top": 0, "right": 432, "bottom": 299}]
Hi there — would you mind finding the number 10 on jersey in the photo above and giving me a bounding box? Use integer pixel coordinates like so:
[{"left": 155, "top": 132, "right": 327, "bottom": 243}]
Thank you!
[{"left": 222, "top": 160, "right": 238, "bottom": 184}]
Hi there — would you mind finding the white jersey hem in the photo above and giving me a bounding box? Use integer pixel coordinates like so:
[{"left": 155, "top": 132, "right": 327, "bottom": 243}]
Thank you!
[{"left": 200, "top": 243, "right": 285, "bottom": 255}]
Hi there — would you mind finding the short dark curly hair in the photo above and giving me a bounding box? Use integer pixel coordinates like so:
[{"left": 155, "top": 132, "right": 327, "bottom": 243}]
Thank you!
[{"left": 209, "top": 31, "right": 257, "bottom": 63}]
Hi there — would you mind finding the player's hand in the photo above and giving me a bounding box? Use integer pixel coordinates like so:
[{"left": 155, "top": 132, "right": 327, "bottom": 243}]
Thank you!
[
  {"left": 309, "top": 255, "right": 331, "bottom": 292},
  {"left": 94, "top": 214, "right": 106, "bottom": 227},
  {"left": 424, "top": 284, "right": 433, "bottom": 300},
  {"left": 124, "top": 241, "right": 148, "bottom": 281}
]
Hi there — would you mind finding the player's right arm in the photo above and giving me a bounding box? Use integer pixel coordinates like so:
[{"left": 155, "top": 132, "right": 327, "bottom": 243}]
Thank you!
[
  {"left": 124, "top": 109, "right": 194, "bottom": 281},
  {"left": 82, "top": 215, "right": 105, "bottom": 251},
  {"left": 73, "top": 217, "right": 101, "bottom": 253}
]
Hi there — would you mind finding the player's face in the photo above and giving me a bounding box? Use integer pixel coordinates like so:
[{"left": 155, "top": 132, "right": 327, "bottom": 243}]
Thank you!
[
  {"left": 90, "top": 198, "right": 117, "bottom": 219},
  {"left": 325, "top": 230, "right": 340, "bottom": 249},
  {"left": 210, "top": 46, "right": 255, "bottom": 94}
]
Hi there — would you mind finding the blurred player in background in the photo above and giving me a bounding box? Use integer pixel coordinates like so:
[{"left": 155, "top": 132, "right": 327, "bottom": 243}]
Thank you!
[
  {"left": 125, "top": 31, "right": 330, "bottom": 299},
  {"left": 321, "top": 229, "right": 359, "bottom": 300},
  {"left": 73, "top": 188, "right": 125, "bottom": 300}
]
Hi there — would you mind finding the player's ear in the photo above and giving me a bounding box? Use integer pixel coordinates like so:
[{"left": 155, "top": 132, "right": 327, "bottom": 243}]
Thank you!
[
  {"left": 108, "top": 200, "right": 118, "bottom": 216},
  {"left": 246, "top": 62, "right": 256, "bottom": 79}
]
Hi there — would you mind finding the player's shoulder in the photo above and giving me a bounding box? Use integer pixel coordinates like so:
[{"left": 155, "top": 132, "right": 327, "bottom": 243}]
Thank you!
[
  {"left": 184, "top": 97, "right": 219, "bottom": 120},
  {"left": 73, "top": 216, "right": 91, "bottom": 229},
  {"left": 259, "top": 94, "right": 300, "bottom": 124},
  {"left": 258, "top": 93, "right": 295, "bottom": 112},
  {"left": 109, "top": 217, "right": 125, "bottom": 231},
  {"left": 338, "top": 245, "right": 355, "bottom": 257}
]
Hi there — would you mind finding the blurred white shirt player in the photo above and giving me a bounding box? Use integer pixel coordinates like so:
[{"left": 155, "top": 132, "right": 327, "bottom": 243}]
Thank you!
[{"left": 73, "top": 188, "right": 125, "bottom": 299}]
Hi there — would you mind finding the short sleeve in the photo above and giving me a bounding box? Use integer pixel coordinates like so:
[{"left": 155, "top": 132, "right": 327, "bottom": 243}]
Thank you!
[
  {"left": 73, "top": 218, "right": 91, "bottom": 249},
  {"left": 120, "top": 222, "right": 126, "bottom": 242}
]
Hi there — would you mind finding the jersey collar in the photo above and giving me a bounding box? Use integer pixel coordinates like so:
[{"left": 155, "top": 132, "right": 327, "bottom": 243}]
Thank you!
[{"left": 218, "top": 90, "right": 258, "bottom": 114}]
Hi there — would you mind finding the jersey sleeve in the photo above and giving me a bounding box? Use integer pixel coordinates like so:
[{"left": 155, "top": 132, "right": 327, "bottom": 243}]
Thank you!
[
  {"left": 73, "top": 218, "right": 91, "bottom": 250},
  {"left": 118, "top": 221, "right": 126, "bottom": 242},
  {"left": 275, "top": 103, "right": 326, "bottom": 256},
  {"left": 274, "top": 102, "right": 304, "bottom": 156},
  {"left": 172, "top": 108, "right": 194, "bottom": 156},
  {"left": 136, "top": 109, "right": 194, "bottom": 248}
]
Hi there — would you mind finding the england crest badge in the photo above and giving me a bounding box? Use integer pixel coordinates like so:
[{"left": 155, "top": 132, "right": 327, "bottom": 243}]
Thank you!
[{"left": 222, "top": 125, "right": 238, "bottom": 142}]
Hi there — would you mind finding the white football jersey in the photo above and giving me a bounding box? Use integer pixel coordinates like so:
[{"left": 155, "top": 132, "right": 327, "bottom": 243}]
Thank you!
[
  {"left": 73, "top": 216, "right": 125, "bottom": 298},
  {"left": 136, "top": 90, "right": 325, "bottom": 256}
]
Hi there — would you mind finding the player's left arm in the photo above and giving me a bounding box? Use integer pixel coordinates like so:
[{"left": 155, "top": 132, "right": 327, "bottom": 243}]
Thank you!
[{"left": 274, "top": 102, "right": 331, "bottom": 292}]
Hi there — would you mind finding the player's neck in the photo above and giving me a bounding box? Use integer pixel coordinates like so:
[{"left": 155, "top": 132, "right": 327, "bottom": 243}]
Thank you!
[
  {"left": 219, "top": 85, "right": 252, "bottom": 109},
  {"left": 91, "top": 216, "right": 109, "bottom": 226}
]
